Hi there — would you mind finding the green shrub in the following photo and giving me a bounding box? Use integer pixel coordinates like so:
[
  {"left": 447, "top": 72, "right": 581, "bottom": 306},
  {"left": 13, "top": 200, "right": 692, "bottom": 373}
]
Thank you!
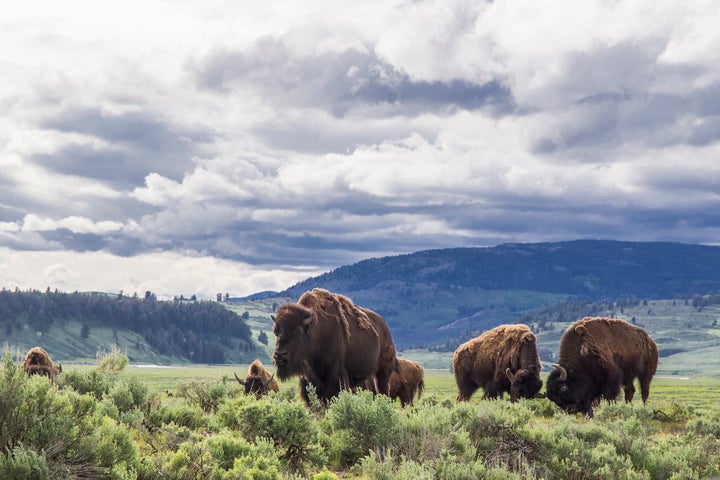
[
  {"left": 355, "top": 453, "right": 435, "bottom": 480},
  {"left": 177, "top": 380, "right": 231, "bottom": 413},
  {"left": 0, "top": 444, "right": 49, "bottom": 480},
  {"left": 323, "top": 390, "right": 399, "bottom": 467},
  {"left": 232, "top": 397, "right": 320, "bottom": 470},
  {"left": 311, "top": 469, "right": 340, "bottom": 480}
]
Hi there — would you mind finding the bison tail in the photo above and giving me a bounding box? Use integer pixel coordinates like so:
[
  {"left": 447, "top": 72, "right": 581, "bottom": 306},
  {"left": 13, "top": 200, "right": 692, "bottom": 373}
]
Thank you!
[{"left": 417, "top": 378, "right": 425, "bottom": 399}]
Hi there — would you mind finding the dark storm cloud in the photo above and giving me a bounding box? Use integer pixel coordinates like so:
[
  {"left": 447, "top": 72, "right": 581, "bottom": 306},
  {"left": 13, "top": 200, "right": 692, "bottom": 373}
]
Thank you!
[
  {"left": 31, "top": 144, "right": 147, "bottom": 188},
  {"left": 192, "top": 37, "right": 514, "bottom": 118},
  {"left": 40, "top": 230, "right": 108, "bottom": 252},
  {"left": 38, "top": 107, "right": 214, "bottom": 184}
]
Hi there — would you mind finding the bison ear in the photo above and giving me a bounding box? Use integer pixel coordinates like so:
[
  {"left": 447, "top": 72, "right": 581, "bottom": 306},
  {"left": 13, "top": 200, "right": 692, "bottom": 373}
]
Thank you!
[{"left": 580, "top": 344, "right": 589, "bottom": 357}]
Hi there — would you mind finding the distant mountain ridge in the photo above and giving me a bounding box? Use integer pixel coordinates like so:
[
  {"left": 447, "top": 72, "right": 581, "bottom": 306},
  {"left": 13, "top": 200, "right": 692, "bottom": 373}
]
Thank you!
[
  {"left": 277, "top": 240, "right": 720, "bottom": 348},
  {"left": 283, "top": 240, "right": 720, "bottom": 299}
]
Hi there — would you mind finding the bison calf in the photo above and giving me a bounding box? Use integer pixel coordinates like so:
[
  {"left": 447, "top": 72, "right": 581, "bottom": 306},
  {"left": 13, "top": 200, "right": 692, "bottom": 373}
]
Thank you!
[
  {"left": 22, "top": 346, "right": 62, "bottom": 383},
  {"left": 453, "top": 324, "right": 543, "bottom": 402},
  {"left": 235, "top": 359, "right": 279, "bottom": 398},
  {"left": 546, "top": 317, "right": 658, "bottom": 417},
  {"left": 389, "top": 358, "right": 425, "bottom": 407},
  {"left": 365, "top": 357, "right": 425, "bottom": 407}
]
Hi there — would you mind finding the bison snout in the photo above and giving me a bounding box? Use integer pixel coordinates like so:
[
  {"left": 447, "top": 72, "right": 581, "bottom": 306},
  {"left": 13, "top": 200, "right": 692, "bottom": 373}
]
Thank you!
[{"left": 273, "top": 351, "right": 288, "bottom": 365}]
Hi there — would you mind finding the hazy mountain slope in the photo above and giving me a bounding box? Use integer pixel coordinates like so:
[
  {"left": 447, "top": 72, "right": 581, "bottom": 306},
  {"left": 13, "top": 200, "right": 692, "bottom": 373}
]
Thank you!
[{"left": 277, "top": 240, "right": 720, "bottom": 348}]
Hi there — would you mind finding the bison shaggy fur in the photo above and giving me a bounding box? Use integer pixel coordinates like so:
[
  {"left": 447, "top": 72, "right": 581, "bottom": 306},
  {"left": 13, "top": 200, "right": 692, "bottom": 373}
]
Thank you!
[
  {"left": 272, "top": 288, "right": 398, "bottom": 405},
  {"left": 389, "top": 358, "right": 425, "bottom": 407},
  {"left": 22, "top": 346, "right": 62, "bottom": 382},
  {"left": 453, "top": 324, "right": 542, "bottom": 402},
  {"left": 235, "top": 359, "right": 279, "bottom": 397},
  {"left": 546, "top": 317, "right": 659, "bottom": 416}
]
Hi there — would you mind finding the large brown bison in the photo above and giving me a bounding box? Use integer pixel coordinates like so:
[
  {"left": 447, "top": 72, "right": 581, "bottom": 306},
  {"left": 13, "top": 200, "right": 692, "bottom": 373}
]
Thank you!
[
  {"left": 546, "top": 317, "right": 659, "bottom": 417},
  {"left": 272, "top": 288, "right": 398, "bottom": 405},
  {"left": 453, "top": 324, "right": 543, "bottom": 402},
  {"left": 22, "top": 346, "right": 62, "bottom": 383},
  {"left": 234, "top": 359, "right": 279, "bottom": 397}
]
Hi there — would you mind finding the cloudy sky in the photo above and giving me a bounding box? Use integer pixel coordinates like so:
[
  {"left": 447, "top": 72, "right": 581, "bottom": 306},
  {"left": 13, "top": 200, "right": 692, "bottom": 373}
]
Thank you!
[{"left": 2, "top": 1, "right": 720, "bottom": 299}]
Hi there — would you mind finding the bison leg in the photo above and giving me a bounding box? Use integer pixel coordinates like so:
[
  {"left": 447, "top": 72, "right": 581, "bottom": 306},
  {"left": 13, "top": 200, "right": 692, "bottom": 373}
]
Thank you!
[
  {"left": 623, "top": 381, "right": 636, "bottom": 403},
  {"left": 482, "top": 381, "right": 502, "bottom": 400},
  {"left": 639, "top": 375, "right": 653, "bottom": 404},
  {"left": 454, "top": 375, "right": 478, "bottom": 402}
]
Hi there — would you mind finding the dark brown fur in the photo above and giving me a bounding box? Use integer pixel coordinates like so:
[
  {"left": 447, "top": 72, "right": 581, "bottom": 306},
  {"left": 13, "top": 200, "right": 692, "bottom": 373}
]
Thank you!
[
  {"left": 389, "top": 358, "right": 425, "bottom": 407},
  {"left": 273, "top": 288, "right": 398, "bottom": 405},
  {"left": 22, "top": 346, "right": 62, "bottom": 383},
  {"left": 235, "top": 359, "right": 279, "bottom": 398},
  {"left": 453, "top": 324, "right": 543, "bottom": 402},
  {"left": 546, "top": 317, "right": 659, "bottom": 416}
]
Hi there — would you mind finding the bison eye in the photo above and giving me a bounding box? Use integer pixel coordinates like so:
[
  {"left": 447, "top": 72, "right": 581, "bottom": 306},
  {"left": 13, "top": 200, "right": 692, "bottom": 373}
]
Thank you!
[{"left": 560, "top": 384, "right": 569, "bottom": 393}]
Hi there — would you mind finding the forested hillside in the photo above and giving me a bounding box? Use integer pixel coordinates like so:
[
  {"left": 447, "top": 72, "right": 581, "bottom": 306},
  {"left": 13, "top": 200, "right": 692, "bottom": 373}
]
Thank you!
[
  {"left": 283, "top": 240, "right": 720, "bottom": 299},
  {"left": 275, "top": 240, "right": 720, "bottom": 349},
  {"left": 0, "top": 289, "right": 256, "bottom": 363}
]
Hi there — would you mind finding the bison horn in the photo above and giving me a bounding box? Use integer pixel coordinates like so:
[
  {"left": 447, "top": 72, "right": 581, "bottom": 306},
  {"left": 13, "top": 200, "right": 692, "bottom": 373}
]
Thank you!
[
  {"left": 302, "top": 315, "right": 314, "bottom": 326},
  {"left": 233, "top": 372, "right": 246, "bottom": 385},
  {"left": 505, "top": 368, "right": 517, "bottom": 382},
  {"left": 271, "top": 315, "right": 276, "bottom": 323},
  {"left": 263, "top": 374, "right": 275, "bottom": 387},
  {"left": 552, "top": 364, "right": 568, "bottom": 382}
]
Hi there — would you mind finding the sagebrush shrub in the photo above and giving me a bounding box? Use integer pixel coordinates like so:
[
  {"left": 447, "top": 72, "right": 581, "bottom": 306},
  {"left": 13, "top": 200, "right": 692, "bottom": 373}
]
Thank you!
[{"left": 323, "top": 390, "right": 399, "bottom": 467}]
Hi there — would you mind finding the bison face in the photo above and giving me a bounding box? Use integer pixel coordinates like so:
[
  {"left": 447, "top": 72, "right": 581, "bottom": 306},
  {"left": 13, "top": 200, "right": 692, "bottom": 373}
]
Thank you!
[
  {"left": 272, "top": 304, "right": 315, "bottom": 380},
  {"left": 546, "top": 366, "right": 593, "bottom": 415},
  {"left": 507, "top": 369, "right": 543, "bottom": 401},
  {"left": 234, "top": 372, "right": 274, "bottom": 398}
]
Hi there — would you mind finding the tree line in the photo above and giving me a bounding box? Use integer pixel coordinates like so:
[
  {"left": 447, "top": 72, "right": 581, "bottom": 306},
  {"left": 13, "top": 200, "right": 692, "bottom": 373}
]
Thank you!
[{"left": 0, "top": 288, "right": 255, "bottom": 363}]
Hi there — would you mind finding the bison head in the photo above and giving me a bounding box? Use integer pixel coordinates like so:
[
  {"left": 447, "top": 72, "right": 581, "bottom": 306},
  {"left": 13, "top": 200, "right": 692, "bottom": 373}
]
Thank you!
[
  {"left": 235, "top": 372, "right": 275, "bottom": 397},
  {"left": 506, "top": 368, "right": 543, "bottom": 402},
  {"left": 272, "top": 303, "right": 315, "bottom": 380},
  {"left": 545, "top": 365, "right": 594, "bottom": 415}
]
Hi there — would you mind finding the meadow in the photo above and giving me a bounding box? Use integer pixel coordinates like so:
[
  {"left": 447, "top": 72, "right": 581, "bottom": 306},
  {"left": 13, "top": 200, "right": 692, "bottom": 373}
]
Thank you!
[{"left": 5, "top": 352, "right": 720, "bottom": 480}]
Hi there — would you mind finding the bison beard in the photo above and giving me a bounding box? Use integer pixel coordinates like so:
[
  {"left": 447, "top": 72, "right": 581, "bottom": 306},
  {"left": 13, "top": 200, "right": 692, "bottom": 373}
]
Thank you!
[
  {"left": 452, "top": 324, "right": 543, "bottom": 402},
  {"left": 546, "top": 317, "right": 658, "bottom": 417},
  {"left": 272, "top": 288, "right": 398, "bottom": 405}
]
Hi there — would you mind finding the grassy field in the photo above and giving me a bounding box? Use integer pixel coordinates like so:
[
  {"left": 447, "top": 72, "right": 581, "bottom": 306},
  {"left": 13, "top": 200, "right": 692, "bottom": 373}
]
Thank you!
[{"left": 88, "top": 363, "right": 720, "bottom": 417}]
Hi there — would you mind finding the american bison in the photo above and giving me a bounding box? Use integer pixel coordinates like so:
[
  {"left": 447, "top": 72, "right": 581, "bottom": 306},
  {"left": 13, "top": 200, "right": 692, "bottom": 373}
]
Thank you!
[
  {"left": 546, "top": 317, "right": 659, "bottom": 417},
  {"left": 363, "top": 357, "right": 425, "bottom": 407},
  {"left": 389, "top": 358, "right": 425, "bottom": 407},
  {"left": 272, "top": 288, "right": 398, "bottom": 405},
  {"left": 22, "top": 346, "right": 62, "bottom": 383},
  {"left": 453, "top": 324, "right": 543, "bottom": 402},
  {"left": 234, "top": 359, "right": 279, "bottom": 397}
]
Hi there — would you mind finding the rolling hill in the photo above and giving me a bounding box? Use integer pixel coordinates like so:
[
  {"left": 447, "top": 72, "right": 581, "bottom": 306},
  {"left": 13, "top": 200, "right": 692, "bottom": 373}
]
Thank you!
[{"left": 267, "top": 240, "right": 720, "bottom": 349}]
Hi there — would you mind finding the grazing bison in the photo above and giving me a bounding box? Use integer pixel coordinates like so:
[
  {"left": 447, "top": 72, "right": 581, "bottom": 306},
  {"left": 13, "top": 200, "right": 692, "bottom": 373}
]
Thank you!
[
  {"left": 453, "top": 324, "right": 543, "bottom": 402},
  {"left": 272, "top": 288, "right": 398, "bottom": 405},
  {"left": 546, "top": 317, "right": 659, "bottom": 417},
  {"left": 389, "top": 358, "right": 425, "bottom": 407},
  {"left": 22, "top": 346, "right": 62, "bottom": 383},
  {"left": 363, "top": 357, "right": 425, "bottom": 407},
  {"left": 234, "top": 359, "right": 279, "bottom": 397}
]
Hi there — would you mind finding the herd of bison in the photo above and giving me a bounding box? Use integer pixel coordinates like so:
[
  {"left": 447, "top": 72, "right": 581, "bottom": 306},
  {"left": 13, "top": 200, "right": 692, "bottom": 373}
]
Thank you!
[{"left": 23, "top": 288, "right": 659, "bottom": 417}]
